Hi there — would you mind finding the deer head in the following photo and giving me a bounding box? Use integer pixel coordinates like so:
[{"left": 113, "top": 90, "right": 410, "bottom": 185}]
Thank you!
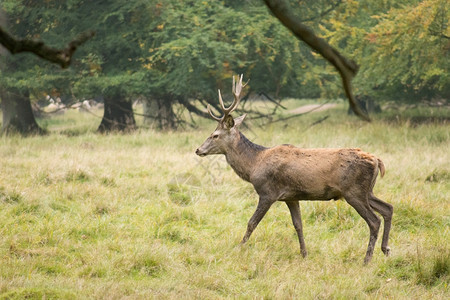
[{"left": 196, "top": 75, "right": 248, "bottom": 157}]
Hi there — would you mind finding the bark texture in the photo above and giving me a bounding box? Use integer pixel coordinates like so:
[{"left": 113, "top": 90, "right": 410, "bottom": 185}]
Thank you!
[
  {"left": 143, "top": 97, "right": 176, "bottom": 130},
  {"left": 98, "top": 95, "right": 136, "bottom": 133},
  {"left": 0, "top": 26, "right": 94, "bottom": 68},
  {"left": 1, "top": 90, "right": 44, "bottom": 135}
]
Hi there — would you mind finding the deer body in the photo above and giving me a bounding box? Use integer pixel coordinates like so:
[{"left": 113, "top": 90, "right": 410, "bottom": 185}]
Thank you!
[{"left": 196, "top": 75, "right": 393, "bottom": 264}]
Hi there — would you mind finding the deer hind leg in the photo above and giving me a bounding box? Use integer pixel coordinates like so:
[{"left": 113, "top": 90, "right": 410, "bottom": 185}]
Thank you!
[
  {"left": 345, "top": 192, "right": 381, "bottom": 265},
  {"left": 241, "top": 197, "right": 273, "bottom": 244},
  {"left": 369, "top": 193, "right": 393, "bottom": 257},
  {"left": 286, "top": 201, "right": 307, "bottom": 257}
]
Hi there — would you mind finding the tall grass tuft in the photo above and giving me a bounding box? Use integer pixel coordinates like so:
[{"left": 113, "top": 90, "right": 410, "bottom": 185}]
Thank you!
[{"left": 416, "top": 247, "right": 450, "bottom": 287}]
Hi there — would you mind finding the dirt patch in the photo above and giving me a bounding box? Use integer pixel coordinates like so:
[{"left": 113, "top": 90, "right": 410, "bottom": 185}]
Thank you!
[{"left": 289, "top": 103, "right": 338, "bottom": 114}]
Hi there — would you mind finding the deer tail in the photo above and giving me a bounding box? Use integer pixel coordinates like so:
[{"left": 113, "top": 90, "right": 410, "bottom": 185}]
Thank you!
[{"left": 377, "top": 158, "right": 385, "bottom": 178}]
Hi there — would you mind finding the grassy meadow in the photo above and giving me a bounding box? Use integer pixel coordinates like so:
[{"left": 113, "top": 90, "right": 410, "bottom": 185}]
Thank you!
[{"left": 0, "top": 100, "right": 449, "bottom": 299}]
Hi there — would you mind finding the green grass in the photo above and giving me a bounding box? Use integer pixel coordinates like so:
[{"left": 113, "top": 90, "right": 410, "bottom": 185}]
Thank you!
[{"left": 0, "top": 100, "right": 449, "bottom": 299}]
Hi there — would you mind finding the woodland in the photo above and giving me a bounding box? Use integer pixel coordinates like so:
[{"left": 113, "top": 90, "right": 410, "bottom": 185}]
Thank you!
[{"left": 0, "top": 0, "right": 448, "bottom": 134}]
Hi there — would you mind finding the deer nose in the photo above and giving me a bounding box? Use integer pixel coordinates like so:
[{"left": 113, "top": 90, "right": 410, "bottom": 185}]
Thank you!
[{"left": 195, "top": 148, "right": 206, "bottom": 157}]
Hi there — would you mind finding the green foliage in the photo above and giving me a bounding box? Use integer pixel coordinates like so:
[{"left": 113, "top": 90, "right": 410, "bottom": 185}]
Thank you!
[
  {"left": 0, "top": 0, "right": 448, "bottom": 129},
  {"left": 320, "top": 0, "right": 450, "bottom": 101},
  {"left": 0, "top": 0, "right": 153, "bottom": 99},
  {"left": 141, "top": 0, "right": 320, "bottom": 103},
  {"left": 0, "top": 0, "right": 321, "bottom": 106}
]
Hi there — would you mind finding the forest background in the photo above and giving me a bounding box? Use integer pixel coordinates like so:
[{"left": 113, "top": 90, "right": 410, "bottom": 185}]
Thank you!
[
  {"left": 0, "top": 0, "right": 448, "bottom": 133},
  {"left": 0, "top": 0, "right": 449, "bottom": 299}
]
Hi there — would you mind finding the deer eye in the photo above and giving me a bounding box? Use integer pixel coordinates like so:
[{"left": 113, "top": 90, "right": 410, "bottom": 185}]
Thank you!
[{"left": 212, "top": 134, "right": 219, "bottom": 139}]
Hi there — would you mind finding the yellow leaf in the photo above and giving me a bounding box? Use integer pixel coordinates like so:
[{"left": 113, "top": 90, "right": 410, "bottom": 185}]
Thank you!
[{"left": 193, "top": 16, "right": 200, "bottom": 26}]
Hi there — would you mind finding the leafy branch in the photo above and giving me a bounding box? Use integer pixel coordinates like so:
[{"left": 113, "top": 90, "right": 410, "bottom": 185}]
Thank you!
[
  {"left": 300, "top": 0, "right": 343, "bottom": 22},
  {"left": 0, "top": 26, "right": 95, "bottom": 68},
  {"left": 263, "top": 0, "right": 370, "bottom": 121}
]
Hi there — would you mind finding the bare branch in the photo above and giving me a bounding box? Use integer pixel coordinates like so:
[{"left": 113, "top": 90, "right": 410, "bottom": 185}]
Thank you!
[
  {"left": 0, "top": 26, "right": 95, "bottom": 68},
  {"left": 263, "top": 0, "right": 371, "bottom": 122}
]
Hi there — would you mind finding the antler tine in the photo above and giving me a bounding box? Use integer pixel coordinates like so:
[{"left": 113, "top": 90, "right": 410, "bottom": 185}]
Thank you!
[
  {"left": 219, "top": 87, "right": 238, "bottom": 115},
  {"left": 207, "top": 104, "right": 223, "bottom": 122},
  {"left": 207, "top": 74, "right": 248, "bottom": 122},
  {"left": 217, "top": 89, "right": 226, "bottom": 112},
  {"left": 229, "top": 74, "right": 248, "bottom": 114}
]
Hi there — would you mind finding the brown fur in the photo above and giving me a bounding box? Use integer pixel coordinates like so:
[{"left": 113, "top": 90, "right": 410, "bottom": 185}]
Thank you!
[
  {"left": 252, "top": 147, "right": 380, "bottom": 201},
  {"left": 197, "top": 126, "right": 393, "bottom": 264}
]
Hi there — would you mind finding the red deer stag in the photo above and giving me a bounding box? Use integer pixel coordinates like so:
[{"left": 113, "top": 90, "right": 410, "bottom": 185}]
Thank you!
[{"left": 196, "top": 75, "right": 393, "bottom": 264}]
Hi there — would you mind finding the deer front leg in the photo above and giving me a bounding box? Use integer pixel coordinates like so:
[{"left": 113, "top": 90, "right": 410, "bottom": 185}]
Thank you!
[
  {"left": 286, "top": 201, "right": 308, "bottom": 258},
  {"left": 241, "top": 197, "right": 273, "bottom": 244}
]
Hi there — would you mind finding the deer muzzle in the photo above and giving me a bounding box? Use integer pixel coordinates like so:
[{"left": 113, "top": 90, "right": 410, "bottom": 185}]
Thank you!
[{"left": 195, "top": 148, "right": 207, "bottom": 157}]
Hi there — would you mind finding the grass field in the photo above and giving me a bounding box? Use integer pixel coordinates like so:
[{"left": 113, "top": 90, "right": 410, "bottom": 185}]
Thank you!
[{"left": 0, "top": 100, "right": 449, "bottom": 299}]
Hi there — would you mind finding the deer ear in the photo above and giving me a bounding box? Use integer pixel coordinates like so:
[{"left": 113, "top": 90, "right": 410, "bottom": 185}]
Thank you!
[
  {"left": 233, "top": 114, "right": 247, "bottom": 127},
  {"left": 223, "top": 115, "right": 235, "bottom": 129}
]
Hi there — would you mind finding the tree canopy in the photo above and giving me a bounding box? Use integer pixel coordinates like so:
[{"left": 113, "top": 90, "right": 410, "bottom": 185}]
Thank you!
[
  {"left": 1, "top": 0, "right": 448, "bottom": 131},
  {"left": 318, "top": 0, "right": 449, "bottom": 101}
]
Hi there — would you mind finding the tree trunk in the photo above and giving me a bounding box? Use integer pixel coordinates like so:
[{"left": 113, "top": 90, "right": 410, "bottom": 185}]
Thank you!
[
  {"left": 158, "top": 97, "right": 176, "bottom": 130},
  {"left": 347, "top": 95, "right": 381, "bottom": 115},
  {"left": 1, "top": 89, "right": 44, "bottom": 135},
  {"left": 97, "top": 93, "right": 136, "bottom": 133},
  {"left": 0, "top": 9, "right": 43, "bottom": 135},
  {"left": 142, "top": 97, "right": 159, "bottom": 127},
  {"left": 142, "top": 97, "right": 176, "bottom": 130}
]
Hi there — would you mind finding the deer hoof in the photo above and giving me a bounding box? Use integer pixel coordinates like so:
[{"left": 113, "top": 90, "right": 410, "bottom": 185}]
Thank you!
[{"left": 382, "top": 246, "right": 391, "bottom": 257}]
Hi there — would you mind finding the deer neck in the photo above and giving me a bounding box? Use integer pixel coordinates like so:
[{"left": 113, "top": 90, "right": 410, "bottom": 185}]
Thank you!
[{"left": 225, "top": 132, "right": 266, "bottom": 182}]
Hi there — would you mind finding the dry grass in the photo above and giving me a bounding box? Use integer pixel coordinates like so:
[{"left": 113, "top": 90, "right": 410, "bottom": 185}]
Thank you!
[{"left": 0, "top": 101, "right": 449, "bottom": 299}]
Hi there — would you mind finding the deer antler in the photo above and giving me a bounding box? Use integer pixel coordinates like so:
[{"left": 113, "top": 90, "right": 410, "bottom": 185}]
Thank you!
[
  {"left": 207, "top": 103, "right": 223, "bottom": 122},
  {"left": 207, "top": 74, "right": 248, "bottom": 122}
]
